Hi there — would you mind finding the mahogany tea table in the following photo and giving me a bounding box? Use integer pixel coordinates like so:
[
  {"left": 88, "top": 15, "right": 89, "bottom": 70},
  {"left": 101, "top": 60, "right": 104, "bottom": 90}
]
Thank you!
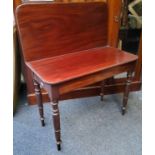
[{"left": 16, "top": 2, "right": 138, "bottom": 150}]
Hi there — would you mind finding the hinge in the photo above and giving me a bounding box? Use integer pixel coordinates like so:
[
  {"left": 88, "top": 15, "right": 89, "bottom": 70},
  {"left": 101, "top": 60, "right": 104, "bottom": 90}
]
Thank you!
[{"left": 114, "top": 16, "right": 120, "bottom": 23}]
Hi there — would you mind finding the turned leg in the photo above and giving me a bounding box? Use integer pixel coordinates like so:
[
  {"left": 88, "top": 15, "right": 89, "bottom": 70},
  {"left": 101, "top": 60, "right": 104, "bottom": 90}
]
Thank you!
[
  {"left": 100, "top": 80, "right": 105, "bottom": 101},
  {"left": 33, "top": 80, "right": 45, "bottom": 126},
  {"left": 50, "top": 100, "right": 61, "bottom": 151},
  {"left": 122, "top": 71, "right": 133, "bottom": 115}
]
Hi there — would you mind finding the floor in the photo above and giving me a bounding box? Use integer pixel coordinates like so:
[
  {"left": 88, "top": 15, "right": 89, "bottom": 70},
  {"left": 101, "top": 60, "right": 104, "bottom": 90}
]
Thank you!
[{"left": 13, "top": 90, "right": 142, "bottom": 155}]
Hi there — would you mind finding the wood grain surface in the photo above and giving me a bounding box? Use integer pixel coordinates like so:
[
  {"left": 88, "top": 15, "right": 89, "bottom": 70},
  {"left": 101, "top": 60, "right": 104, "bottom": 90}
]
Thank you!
[
  {"left": 27, "top": 47, "right": 138, "bottom": 84},
  {"left": 16, "top": 2, "right": 108, "bottom": 61}
]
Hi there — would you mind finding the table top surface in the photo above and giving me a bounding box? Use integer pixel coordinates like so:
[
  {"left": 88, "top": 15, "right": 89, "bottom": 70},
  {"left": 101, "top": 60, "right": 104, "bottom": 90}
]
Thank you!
[{"left": 27, "top": 46, "right": 138, "bottom": 84}]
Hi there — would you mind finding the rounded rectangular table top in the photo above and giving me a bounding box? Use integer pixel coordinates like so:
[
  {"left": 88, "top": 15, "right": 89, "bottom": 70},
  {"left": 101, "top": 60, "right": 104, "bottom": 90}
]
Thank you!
[{"left": 27, "top": 46, "right": 138, "bottom": 84}]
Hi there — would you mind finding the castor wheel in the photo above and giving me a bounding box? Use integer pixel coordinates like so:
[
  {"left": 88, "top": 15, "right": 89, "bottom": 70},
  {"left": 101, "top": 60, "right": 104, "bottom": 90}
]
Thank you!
[
  {"left": 57, "top": 143, "right": 61, "bottom": 151},
  {"left": 121, "top": 107, "right": 126, "bottom": 115},
  {"left": 41, "top": 118, "right": 45, "bottom": 127},
  {"left": 41, "top": 120, "right": 45, "bottom": 127}
]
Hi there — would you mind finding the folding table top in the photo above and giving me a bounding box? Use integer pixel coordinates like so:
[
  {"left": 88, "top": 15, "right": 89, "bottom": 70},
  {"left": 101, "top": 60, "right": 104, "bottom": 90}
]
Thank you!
[{"left": 16, "top": 2, "right": 108, "bottom": 61}]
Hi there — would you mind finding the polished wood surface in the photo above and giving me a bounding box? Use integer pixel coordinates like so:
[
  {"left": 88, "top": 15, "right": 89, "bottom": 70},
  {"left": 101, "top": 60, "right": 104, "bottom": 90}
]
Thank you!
[
  {"left": 14, "top": 0, "right": 139, "bottom": 105},
  {"left": 107, "top": 0, "right": 122, "bottom": 46},
  {"left": 57, "top": 62, "right": 135, "bottom": 94},
  {"left": 16, "top": 2, "right": 108, "bottom": 62},
  {"left": 13, "top": 26, "right": 21, "bottom": 114},
  {"left": 122, "top": 71, "right": 132, "bottom": 115},
  {"left": 27, "top": 47, "right": 137, "bottom": 84},
  {"left": 14, "top": 0, "right": 22, "bottom": 12},
  {"left": 27, "top": 80, "right": 141, "bottom": 104},
  {"left": 16, "top": 2, "right": 138, "bottom": 150},
  {"left": 14, "top": 0, "right": 141, "bottom": 105},
  {"left": 134, "top": 33, "right": 142, "bottom": 81},
  {"left": 33, "top": 80, "right": 45, "bottom": 126}
]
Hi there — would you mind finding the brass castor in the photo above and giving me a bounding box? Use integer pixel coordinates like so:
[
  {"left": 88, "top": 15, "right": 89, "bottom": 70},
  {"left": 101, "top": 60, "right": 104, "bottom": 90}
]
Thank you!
[
  {"left": 57, "top": 143, "right": 61, "bottom": 151},
  {"left": 121, "top": 107, "right": 126, "bottom": 115}
]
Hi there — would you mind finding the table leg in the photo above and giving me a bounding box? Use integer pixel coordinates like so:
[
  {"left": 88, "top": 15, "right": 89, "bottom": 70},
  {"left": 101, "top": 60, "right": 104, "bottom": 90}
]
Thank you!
[
  {"left": 33, "top": 80, "right": 45, "bottom": 126},
  {"left": 122, "top": 71, "right": 133, "bottom": 115},
  {"left": 100, "top": 80, "right": 105, "bottom": 101},
  {"left": 50, "top": 100, "right": 61, "bottom": 151}
]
